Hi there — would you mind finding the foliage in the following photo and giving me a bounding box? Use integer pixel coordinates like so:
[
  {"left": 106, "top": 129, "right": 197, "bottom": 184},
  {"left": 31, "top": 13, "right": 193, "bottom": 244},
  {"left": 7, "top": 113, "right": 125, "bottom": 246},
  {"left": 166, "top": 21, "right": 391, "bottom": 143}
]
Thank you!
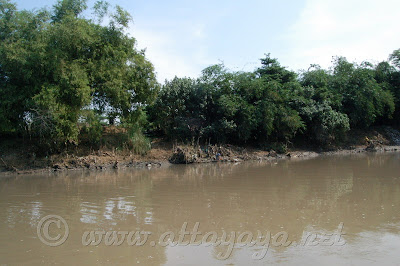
[
  {"left": 79, "top": 110, "right": 103, "bottom": 148},
  {"left": 1, "top": 0, "right": 400, "bottom": 151},
  {"left": 149, "top": 51, "right": 400, "bottom": 147},
  {"left": 125, "top": 126, "right": 151, "bottom": 155},
  {"left": 390, "top": 49, "right": 400, "bottom": 69},
  {"left": 0, "top": 0, "right": 158, "bottom": 149},
  {"left": 387, "top": 51, "right": 400, "bottom": 124},
  {"left": 330, "top": 57, "right": 395, "bottom": 127}
]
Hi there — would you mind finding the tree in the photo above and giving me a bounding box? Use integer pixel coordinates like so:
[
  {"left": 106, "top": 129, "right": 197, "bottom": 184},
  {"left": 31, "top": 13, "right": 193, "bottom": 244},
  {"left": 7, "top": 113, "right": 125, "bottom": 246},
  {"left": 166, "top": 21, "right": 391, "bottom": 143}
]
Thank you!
[
  {"left": 256, "top": 54, "right": 305, "bottom": 143},
  {"left": 390, "top": 49, "right": 400, "bottom": 69},
  {"left": 147, "top": 77, "right": 200, "bottom": 140},
  {"left": 330, "top": 57, "right": 394, "bottom": 128},
  {"left": 0, "top": 0, "right": 158, "bottom": 149},
  {"left": 257, "top": 53, "right": 297, "bottom": 83}
]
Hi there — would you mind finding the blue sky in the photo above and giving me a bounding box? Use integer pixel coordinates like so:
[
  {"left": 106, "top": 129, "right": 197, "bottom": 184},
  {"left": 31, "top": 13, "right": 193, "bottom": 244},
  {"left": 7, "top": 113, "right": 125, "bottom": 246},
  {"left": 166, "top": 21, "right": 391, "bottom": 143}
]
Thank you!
[{"left": 14, "top": 0, "right": 400, "bottom": 82}]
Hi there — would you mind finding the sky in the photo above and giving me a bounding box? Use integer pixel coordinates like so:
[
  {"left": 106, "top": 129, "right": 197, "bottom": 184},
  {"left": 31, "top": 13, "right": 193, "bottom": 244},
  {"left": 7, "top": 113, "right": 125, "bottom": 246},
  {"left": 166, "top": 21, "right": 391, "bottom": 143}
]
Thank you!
[{"left": 14, "top": 0, "right": 400, "bottom": 82}]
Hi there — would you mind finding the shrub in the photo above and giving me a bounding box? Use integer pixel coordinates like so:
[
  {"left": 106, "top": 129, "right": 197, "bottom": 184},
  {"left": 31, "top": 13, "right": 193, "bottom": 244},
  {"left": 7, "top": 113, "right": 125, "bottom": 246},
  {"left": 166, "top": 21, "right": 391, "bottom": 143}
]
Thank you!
[{"left": 126, "top": 126, "right": 151, "bottom": 155}]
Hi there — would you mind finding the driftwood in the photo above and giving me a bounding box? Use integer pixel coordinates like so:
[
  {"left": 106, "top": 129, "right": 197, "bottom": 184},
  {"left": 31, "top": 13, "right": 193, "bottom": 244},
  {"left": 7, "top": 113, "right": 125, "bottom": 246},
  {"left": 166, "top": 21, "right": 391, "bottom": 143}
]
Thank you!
[
  {"left": 1, "top": 158, "right": 17, "bottom": 172},
  {"left": 169, "top": 145, "right": 234, "bottom": 164}
]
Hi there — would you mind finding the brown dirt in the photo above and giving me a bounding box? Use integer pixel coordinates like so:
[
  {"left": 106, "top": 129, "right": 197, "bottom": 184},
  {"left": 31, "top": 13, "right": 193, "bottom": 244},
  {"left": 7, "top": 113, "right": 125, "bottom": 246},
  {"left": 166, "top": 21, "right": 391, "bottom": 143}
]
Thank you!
[{"left": 1, "top": 126, "right": 400, "bottom": 175}]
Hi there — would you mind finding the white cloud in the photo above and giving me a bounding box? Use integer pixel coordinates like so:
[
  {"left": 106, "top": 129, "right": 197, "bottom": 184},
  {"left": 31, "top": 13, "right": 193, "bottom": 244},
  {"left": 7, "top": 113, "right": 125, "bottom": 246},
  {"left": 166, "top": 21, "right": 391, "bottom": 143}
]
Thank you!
[
  {"left": 282, "top": 0, "right": 400, "bottom": 70},
  {"left": 129, "top": 23, "right": 213, "bottom": 82}
]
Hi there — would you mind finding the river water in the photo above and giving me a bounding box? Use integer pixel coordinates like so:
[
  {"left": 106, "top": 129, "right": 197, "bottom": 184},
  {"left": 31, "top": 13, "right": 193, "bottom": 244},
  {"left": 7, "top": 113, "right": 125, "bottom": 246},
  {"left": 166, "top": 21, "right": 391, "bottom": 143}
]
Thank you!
[{"left": 1, "top": 152, "right": 400, "bottom": 265}]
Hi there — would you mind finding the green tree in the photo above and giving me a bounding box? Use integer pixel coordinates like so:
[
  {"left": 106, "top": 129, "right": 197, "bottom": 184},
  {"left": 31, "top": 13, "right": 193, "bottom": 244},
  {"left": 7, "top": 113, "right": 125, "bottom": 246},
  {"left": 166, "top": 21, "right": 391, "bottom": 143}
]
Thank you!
[
  {"left": 256, "top": 54, "right": 305, "bottom": 143},
  {"left": 0, "top": 0, "right": 158, "bottom": 149},
  {"left": 388, "top": 49, "right": 400, "bottom": 124},
  {"left": 330, "top": 57, "right": 394, "bottom": 128},
  {"left": 390, "top": 49, "right": 400, "bottom": 69},
  {"left": 295, "top": 66, "right": 349, "bottom": 144},
  {"left": 147, "top": 77, "right": 200, "bottom": 140}
]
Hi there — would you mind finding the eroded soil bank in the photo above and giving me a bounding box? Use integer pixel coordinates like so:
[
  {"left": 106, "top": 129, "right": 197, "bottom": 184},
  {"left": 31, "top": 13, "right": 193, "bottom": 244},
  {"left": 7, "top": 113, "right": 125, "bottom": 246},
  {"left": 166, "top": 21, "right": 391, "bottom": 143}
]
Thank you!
[{"left": 1, "top": 126, "right": 400, "bottom": 175}]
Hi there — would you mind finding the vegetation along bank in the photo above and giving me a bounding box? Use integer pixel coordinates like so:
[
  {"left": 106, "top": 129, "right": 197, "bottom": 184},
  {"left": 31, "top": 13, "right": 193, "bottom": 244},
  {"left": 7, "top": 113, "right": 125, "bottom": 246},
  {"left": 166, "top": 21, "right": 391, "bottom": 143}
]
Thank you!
[{"left": 1, "top": 0, "right": 400, "bottom": 173}]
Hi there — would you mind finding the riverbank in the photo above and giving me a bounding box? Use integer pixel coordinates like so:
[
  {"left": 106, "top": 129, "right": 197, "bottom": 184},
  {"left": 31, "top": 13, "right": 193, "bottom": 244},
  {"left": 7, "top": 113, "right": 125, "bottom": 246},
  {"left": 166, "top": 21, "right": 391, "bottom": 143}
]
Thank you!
[{"left": 1, "top": 126, "right": 400, "bottom": 175}]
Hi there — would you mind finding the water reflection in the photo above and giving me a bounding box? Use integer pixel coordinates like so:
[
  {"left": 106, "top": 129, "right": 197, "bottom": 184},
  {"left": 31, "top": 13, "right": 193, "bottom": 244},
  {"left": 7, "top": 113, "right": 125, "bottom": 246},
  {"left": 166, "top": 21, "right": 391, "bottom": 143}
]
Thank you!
[{"left": 0, "top": 152, "right": 400, "bottom": 265}]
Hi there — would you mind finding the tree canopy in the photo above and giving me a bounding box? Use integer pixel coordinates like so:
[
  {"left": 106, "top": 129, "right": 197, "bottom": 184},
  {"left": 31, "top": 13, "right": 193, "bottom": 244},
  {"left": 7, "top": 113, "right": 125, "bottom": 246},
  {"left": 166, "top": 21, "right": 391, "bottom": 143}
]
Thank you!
[
  {"left": 1, "top": 0, "right": 400, "bottom": 153},
  {"left": 148, "top": 52, "right": 400, "bottom": 149},
  {"left": 0, "top": 0, "right": 157, "bottom": 148}
]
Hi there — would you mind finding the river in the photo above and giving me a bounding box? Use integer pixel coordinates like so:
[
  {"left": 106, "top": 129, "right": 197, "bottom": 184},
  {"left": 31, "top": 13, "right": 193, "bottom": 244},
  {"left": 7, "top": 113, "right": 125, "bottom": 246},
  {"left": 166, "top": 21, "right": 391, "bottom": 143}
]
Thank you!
[{"left": 1, "top": 152, "right": 400, "bottom": 265}]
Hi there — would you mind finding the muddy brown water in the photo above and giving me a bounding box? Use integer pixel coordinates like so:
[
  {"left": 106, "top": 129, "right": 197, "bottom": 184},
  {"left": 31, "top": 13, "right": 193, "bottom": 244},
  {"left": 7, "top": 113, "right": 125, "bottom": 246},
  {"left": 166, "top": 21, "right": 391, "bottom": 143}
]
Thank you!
[{"left": 1, "top": 152, "right": 400, "bottom": 265}]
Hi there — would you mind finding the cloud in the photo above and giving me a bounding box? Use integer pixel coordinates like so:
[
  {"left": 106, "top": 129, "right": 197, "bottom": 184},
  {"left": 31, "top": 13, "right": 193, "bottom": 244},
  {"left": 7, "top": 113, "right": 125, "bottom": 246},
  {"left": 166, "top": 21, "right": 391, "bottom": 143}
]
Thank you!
[
  {"left": 282, "top": 0, "right": 400, "bottom": 70},
  {"left": 130, "top": 22, "right": 213, "bottom": 83}
]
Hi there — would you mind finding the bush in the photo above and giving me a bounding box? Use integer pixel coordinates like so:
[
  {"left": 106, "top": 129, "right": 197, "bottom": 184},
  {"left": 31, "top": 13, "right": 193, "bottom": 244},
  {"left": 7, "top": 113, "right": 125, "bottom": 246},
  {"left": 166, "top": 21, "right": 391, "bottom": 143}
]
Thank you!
[
  {"left": 126, "top": 126, "right": 151, "bottom": 155},
  {"left": 79, "top": 111, "right": 103, "bottom": 148}
]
